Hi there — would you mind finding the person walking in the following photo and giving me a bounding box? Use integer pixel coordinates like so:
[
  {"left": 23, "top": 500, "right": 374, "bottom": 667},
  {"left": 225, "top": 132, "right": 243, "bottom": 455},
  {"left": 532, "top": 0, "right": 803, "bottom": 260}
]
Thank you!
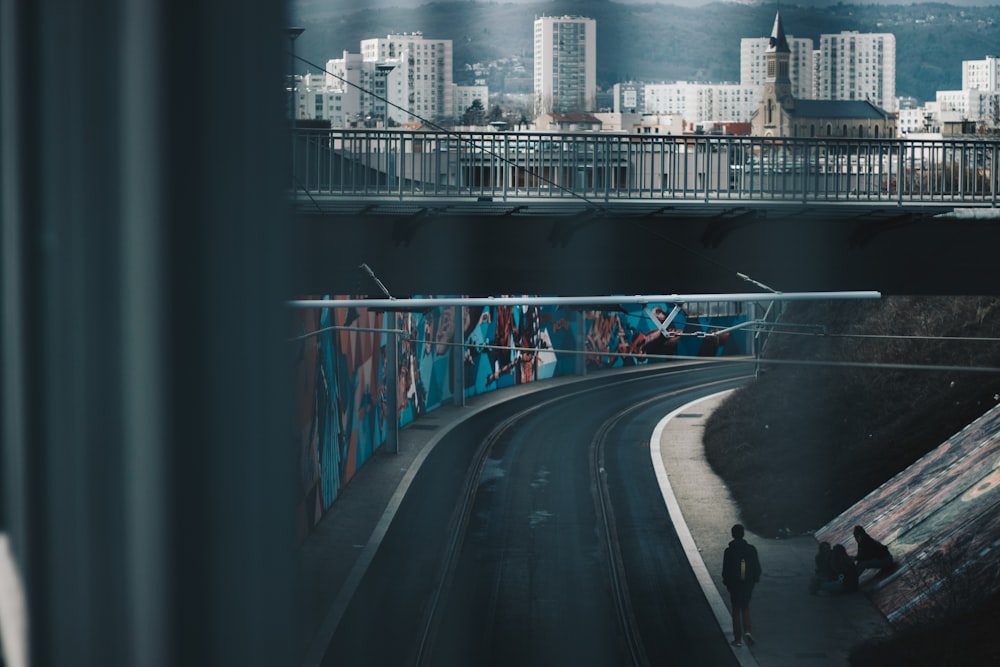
[{"left": 722, "top": 524, "right": 762, "bottom": 647}]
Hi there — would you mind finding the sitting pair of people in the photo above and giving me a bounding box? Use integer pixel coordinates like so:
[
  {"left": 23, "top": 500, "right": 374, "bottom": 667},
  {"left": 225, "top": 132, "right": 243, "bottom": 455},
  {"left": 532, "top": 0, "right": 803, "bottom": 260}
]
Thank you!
[
  {"left": 808, "top": 525, "right": 894, "bottom": 595},
  {"left": 809, "top": 542, "right": 858, "bottom": 594}
]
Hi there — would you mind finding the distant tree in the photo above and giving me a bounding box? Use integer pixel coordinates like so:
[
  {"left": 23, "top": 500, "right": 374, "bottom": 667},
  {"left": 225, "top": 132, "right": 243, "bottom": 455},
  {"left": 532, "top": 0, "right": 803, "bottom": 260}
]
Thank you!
[
  {"left": 462, "top": 99, "right": 487, "bottom": 126},
  {"left": 488, "top": 104, "right": 504, "bottom": 122}
]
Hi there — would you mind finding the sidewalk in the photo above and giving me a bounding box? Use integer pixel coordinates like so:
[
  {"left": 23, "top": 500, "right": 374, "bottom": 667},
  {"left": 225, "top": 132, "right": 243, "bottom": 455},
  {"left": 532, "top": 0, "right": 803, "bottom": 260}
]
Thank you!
[
  {"left": 297, "top": 384, "right": 894, "bottom": 667},
  {"left": 654, "top": 391, "right": 894, "bottom": 666}
]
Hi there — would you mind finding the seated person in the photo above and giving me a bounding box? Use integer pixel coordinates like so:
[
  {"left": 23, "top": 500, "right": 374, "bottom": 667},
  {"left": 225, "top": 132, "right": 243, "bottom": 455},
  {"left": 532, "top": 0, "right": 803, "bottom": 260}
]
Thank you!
[
  {"left": 808, "top": 541, "right": 836, "bottom": 594},
  {"left": 818, "top": 544, "right": 859, "bottom": 594},
  {"left": 853, "top": 525, "right": 894, "bottom": 576}
]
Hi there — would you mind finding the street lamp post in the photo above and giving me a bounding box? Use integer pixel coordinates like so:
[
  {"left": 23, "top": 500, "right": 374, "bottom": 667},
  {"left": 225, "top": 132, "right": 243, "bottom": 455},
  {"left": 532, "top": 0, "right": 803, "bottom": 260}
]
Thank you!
[{"left": 285, "top": 27, "right": 304, "bottom": 127}]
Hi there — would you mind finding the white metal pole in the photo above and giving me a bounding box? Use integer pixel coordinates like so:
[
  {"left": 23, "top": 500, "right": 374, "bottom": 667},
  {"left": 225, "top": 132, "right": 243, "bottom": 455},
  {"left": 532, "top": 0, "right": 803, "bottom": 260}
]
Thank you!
[{"left": 287, "top": 291, "right": 881, "bottom": 311}]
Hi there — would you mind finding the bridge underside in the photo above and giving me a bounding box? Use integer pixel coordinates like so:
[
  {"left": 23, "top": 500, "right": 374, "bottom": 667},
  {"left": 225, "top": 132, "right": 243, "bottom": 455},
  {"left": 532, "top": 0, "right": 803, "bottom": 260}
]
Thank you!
[{"left": 295, "top": 201, "right": 999, "bottom": 297}]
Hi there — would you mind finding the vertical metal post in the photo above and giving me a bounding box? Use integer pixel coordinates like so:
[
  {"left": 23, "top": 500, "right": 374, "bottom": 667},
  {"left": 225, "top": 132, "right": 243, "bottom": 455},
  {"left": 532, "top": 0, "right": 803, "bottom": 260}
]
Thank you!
[
  {"left": 576, "top": 309, "right": 588, "bottom": 376},
  {"left": 453, "top": 306, "right": 465, "bottom": 407},
  {"left": 802, "top": 140, "right": 810, "bottom": 204},
  {"left": 386, "top": 323, "right": 399, "bottom": 454},
  {"left": 502, "top": 133, "right": 509, "bottom": 201},
  {"left": 704, "top": 137, "right": 711, "bottom": 203},
  {"left": 286, "top": 27, "right": 303, "bottom": 191},
  {"left": 993, "top": 142, "right": 998, "bottom": 208}
]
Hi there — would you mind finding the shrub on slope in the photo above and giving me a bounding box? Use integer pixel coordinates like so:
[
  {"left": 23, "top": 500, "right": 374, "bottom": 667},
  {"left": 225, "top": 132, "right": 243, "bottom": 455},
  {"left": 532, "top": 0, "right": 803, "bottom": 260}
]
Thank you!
[{"left": 703, "top": 296, "right": 1000, "bottom": 537}]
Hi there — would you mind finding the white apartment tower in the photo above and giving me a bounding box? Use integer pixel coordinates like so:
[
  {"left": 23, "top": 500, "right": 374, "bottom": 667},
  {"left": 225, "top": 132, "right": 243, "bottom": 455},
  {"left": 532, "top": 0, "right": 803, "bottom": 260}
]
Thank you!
[
  {"left": 360, "top": 32, "right": 454, "bottom": 123},
  {"left": 324, "top": 51, "right": 403, "bottom": 127},
  {"left": 533, "top": 15, "right": 597, "bottom": 115},
  {"left": 741, "top": 35, "right": 815, "bottom": 100},
  {"left": 644, "top": 82, "right": 758, "bottom": 124},
  {"left": 963, "top": 55, "right": 1000, "bottom": 92},
  {"left": 818, "top": 31, "right": 896, "bottom": 111}
]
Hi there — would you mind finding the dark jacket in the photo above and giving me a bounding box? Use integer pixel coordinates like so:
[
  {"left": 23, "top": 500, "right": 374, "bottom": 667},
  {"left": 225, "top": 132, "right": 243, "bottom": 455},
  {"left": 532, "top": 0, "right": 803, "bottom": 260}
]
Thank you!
[
  {"left": 832, "top": 546, "right": 860, "bottom": 592},
  {"left": 722, "top": 538, "right": 762, "bottom": 590},
  {"left": 855, "top": 532, "right": 891, "bottom": 562},
  {"left": 814, "top": 544, "right": 836, "bottom": 581}
]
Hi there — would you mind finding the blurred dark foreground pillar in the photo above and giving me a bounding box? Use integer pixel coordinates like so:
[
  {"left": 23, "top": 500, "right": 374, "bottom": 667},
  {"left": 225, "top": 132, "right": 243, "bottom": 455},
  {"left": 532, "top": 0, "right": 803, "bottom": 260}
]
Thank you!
[{"left": 1, "top": 0, "right": 296, "bottom": 665}]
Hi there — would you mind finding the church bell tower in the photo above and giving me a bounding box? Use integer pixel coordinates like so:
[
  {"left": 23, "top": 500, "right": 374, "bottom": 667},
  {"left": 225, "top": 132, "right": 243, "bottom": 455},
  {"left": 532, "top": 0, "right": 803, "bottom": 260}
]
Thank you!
[{"left": 760, "top": 11, "right": 793, "bottom": 134}]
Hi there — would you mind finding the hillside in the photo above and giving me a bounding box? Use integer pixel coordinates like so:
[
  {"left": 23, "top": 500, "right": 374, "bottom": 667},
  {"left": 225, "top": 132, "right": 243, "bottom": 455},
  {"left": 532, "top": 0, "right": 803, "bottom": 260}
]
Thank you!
[
  {"left": 703, "top": 296, "right": 1000, "bottom": 537},
  {"left": 291, "top": 1, "right": 1000, "bottom": 104},
  {"left": 702, "top": 296, "right": 1000, "bottom": 664}
]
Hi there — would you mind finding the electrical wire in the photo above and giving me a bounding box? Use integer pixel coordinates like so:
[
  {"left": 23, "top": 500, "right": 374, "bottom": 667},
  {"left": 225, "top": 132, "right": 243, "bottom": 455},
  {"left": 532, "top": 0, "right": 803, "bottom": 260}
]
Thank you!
[
  {"left": 288, "top": 52, "right": 773, "bottom": 292},
  {"left": 287, "top": 325, "right": 1000, "bottom": 373}
]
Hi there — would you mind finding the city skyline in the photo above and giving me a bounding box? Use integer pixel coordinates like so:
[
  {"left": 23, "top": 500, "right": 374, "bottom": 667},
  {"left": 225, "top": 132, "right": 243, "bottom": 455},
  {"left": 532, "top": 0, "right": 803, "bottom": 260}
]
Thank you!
[
  {"left": 291, "top": 2, "right": 999, "bottom": 133},
  {"left": 290, "top": 1, "right": 999, "bottom": 104},
  {"left": 294, "top": 0, "right": 1000, "bottom": 11}
]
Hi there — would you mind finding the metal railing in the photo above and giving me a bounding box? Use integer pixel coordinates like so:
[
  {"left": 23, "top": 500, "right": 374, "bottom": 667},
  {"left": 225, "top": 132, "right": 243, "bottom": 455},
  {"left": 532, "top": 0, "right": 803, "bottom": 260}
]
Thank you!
[{"left": 291, "top": 129, "right": 1000, "bottom": 207}]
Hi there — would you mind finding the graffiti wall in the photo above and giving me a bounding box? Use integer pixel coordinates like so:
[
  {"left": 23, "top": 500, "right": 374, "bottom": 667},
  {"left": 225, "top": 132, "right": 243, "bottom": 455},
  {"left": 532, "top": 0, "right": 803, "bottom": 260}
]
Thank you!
[
  {"left": 294, "top": 298, "right": 747, "bottom": 541},
  {"left": 815, "top": 403, "right": 1000, "bottom": 628}
]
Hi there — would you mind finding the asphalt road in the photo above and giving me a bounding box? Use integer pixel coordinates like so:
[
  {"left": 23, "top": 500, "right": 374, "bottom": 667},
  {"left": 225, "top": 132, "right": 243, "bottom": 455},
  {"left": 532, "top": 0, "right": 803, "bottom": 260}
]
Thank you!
[{"left": 326, "top": 362, "right": 752, "bottom": 667}]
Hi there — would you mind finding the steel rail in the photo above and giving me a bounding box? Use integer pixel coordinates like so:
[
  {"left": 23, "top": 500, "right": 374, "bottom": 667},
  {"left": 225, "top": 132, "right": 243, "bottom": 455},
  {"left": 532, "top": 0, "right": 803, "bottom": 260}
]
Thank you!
[
  {"left": 590, "top": 374, "right": 754, "bottom": 666},
  {"left": 411, "top": 363, "right": 749, "bottom": 665}
]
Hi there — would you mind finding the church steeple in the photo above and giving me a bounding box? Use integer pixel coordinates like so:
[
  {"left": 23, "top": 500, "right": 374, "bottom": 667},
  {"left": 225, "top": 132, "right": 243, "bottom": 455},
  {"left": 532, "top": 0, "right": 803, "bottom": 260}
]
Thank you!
[
  {"left": 755, "top": 10, "right": 794, "bottom": 136},
  {"left": 765, "top": 11, "right": 792, "bottom": 95},
  {"left": 768, "top": 11, "right": 790, "bottom": 55}
]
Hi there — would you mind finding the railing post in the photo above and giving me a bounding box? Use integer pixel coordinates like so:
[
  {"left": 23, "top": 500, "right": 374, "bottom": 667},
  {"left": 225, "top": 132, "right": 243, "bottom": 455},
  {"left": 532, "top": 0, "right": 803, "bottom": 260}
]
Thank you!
[
  {"left": 897, "top": 140, "right": 904, "bottom": 206},
  {"left": 802, "top": 140, "right": 808, "bottom": 204},
  {"left": 994, "top": 142, "right": 998, "bottom": 208},
  {"left": 704, "top": 137, "right": 711, "bottom": 203},
  {"left": 502, "top": 133, "right": 509, "bottom": 201}
]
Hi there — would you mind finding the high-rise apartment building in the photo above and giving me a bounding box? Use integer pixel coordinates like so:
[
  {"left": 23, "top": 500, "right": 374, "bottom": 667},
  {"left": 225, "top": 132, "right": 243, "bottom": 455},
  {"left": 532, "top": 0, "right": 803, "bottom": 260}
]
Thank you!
[
  {"left": 963, "top": 55, "right": 1000, "bottom": 92},
  {"left": 741, "top": 35, "right": 815, "bottom": 100},
  {"left": 533, "top": 15, "right": 597, "bottom": 115},
  {"left": 644, "top": 81, "right": 758, "bottom": 124},
  {"left": 323, "top": 51, "right": 403, "bottom": 127},
  {"left": 817, "top": 31, "right": 896, "bottom": 111},
  {"left": 360, "top": 32, "right": 454, "bottom": 123}
]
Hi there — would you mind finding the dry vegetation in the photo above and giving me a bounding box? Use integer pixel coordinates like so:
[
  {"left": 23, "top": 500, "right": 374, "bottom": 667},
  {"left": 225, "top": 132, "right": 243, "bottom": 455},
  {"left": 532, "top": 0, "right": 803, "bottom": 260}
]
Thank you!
[{"left": 702, "top": 295, "right": 1000, "bottom": 665}]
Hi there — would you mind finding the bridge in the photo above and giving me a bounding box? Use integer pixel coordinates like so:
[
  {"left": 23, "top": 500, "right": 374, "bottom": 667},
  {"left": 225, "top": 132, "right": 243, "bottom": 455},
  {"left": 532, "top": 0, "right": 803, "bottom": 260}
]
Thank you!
[
  {"left": 292, "top": 129, "right": 998, "bottom": 208},
  {"left": 291, "top": 130, "right": 1000, "bottom": 296}
]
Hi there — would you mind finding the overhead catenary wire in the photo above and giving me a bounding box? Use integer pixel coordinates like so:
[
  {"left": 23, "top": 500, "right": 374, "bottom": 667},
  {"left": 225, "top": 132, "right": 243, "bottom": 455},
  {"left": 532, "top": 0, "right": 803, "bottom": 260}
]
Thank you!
[
  {"left": 290, "top": 53, "right": 609, "bottom": 213},
  {"left": 288, "top": 52, "right": 784, "bottom": 293},
  {"left": 287, "top": 327, "right": 1000, "bottom": 374}
]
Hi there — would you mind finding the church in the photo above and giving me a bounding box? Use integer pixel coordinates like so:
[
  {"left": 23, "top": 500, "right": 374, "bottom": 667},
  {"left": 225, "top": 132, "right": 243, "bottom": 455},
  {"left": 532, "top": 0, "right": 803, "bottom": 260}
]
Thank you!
[{"left": 750, "top": 12, "right": 897, "bottom": 139}]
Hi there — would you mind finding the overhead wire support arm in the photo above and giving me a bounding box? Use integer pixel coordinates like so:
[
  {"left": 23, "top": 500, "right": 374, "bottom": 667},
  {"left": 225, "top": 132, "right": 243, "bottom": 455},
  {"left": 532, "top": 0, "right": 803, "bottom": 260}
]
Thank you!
[
  {"left": 736, "top": 272, "right": 780, "bottom": 294},
  {"left": 358, "top": 263, "right": 395, "bottom": 300}
]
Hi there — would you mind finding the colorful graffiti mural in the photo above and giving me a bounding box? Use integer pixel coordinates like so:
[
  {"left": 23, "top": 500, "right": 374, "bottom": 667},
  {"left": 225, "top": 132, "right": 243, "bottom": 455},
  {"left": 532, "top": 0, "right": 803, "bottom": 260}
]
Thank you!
[
  {"left": 815, "top": 403, "right": 1000, "bottom": 628},
  {"left": 293, "top": 297, "right": 748, "bottom": 542}
]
